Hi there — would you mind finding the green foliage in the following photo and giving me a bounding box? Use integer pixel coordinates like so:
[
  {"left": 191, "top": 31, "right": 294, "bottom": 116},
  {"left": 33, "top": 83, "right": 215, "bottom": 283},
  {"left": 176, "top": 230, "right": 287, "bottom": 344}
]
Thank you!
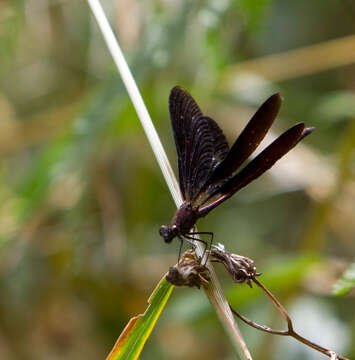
[
  {"left": 0, "top": 0, "right": 353, "bottom": 359},
  {"left": 333, "top": 262, "right": 355, "bottom": 296},
  {"left": 107, "top": 279, "right": 173, "bottom": 360}
]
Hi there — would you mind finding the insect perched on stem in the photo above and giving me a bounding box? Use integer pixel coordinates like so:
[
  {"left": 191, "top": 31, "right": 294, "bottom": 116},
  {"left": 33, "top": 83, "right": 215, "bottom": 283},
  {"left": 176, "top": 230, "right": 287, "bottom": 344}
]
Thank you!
[{"left": 159, "top": 86, "right": 314, "bottom": 257}]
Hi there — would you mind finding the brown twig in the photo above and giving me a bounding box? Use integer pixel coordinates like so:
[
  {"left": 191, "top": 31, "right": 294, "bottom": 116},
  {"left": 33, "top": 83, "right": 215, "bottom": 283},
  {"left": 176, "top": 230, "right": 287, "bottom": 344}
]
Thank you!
[{"left": 230, "top": 275, "right": 349, "bottom": 360}]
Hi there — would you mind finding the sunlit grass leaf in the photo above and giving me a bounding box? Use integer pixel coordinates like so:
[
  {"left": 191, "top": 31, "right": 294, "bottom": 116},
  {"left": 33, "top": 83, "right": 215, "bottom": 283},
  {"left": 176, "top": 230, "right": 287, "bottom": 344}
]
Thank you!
[
  {"left": 106, "top": 277, "right": 173, "bottom": 360},
  {"left": 333, "top": 261, "right": 355, "bottom": 296}
]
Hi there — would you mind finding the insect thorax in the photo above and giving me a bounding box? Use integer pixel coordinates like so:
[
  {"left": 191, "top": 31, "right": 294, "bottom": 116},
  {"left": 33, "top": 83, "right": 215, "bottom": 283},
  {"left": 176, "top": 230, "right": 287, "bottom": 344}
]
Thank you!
[{"left": 173, "top": 202, "right": 199, "bottom": 235}]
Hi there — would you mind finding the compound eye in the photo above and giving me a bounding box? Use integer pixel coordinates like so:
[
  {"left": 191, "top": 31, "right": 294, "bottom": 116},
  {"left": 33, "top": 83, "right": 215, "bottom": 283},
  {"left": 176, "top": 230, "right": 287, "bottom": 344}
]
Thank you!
[
  {"left": 159, "top": 225, "right": 168, "bottom": 237},
  {"left": 159, "top": 225, "right": 177, "bottom": 243},
  {"left": 159, "top": 225, "right": 172, "bottom": 242}
]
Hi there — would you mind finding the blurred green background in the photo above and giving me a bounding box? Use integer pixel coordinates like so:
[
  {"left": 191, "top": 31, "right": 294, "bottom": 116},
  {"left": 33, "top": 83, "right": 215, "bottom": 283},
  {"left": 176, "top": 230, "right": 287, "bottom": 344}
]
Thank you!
[{"left": 0, "top": 0, "right": 354, "bottom": 359}]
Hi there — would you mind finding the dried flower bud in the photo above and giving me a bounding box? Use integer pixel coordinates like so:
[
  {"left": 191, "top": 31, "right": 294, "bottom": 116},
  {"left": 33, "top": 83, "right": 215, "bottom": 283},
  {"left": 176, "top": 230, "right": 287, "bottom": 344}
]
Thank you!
[
  {"left": 210, "top": 243, "right": 260, "bottom": 287},
  {"left": 166, "top": 250, "right": 210, "bottom": 289}
]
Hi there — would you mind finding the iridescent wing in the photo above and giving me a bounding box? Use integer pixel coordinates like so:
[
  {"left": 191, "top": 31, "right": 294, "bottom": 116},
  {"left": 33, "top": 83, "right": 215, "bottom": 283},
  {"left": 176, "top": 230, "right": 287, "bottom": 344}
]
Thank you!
[
  {"left": 196, "top": 93, "right": 282, "bottom": 204},
  {"left": 198, "top": 123, "right": 314, "bottom": 216},
  {"left": 169, "top": 86, "right": 229, "bottom": 201},
  {"left": 207, "top": 93, "right": 282, "bottom": 186}
]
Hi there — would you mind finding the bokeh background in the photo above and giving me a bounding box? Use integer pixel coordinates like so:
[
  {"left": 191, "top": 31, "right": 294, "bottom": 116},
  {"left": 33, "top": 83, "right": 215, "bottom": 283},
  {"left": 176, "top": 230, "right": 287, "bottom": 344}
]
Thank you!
[{"left": 0, "top": 0, "right": 354, "bottom": 359}]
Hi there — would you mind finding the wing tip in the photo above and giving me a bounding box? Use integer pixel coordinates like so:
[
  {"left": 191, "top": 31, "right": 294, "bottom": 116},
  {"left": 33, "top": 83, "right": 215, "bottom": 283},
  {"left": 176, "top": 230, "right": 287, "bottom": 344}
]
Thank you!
[
  {"left": 271, "top": 92, "right": 283, "bottom": 103},
  {"left": 300, "top": 126, "right": 315, "bottom": 141},
  {"left": 171, "top": 85, "right": 184, "bottom": 91},
  {"left": 170, "top": 85, "right": 187, "bottom": 98},
  {"left": 169, "top": 85, "right": 194, "bottom": 106},
  {"left": 303, "top": 126, "right": 315, "bottom": 135},
  {"left": 267, "top": 92, "right": 283, "bottom": 110},
  {"left": 289, "top": 123, "right": 314, "bottom": 146},
  {"left": 292, "top": 123, "right": 315, "bottom": 135},
  {"left": 257, "top": 92, "right": 283, "bottom": 120}
]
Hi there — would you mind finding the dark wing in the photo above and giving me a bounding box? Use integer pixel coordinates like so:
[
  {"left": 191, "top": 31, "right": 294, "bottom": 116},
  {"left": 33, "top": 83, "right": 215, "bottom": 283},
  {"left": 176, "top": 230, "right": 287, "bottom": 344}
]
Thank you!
[
  {"left": 204, "top": 116, "right": 229, "bottom": 162},
  {"left": 169, "top": 86, "right": 203, "bottom": 200},
  {"left": 169, "top": 86, "right": 229, "bottom": 201},
  {"left": 207, "top": 93, "right": 282, "bottom": 186},
  {"left": 198, "top": 123, "right": 314, "bottom": 216}
]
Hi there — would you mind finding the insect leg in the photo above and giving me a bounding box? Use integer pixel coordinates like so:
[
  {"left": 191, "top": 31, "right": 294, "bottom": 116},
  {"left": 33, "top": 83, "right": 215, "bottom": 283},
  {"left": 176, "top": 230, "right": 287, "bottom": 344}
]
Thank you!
[
  {"left": 177, "top": 236, "right": 184, "bottom": 264},
  {"left": 180, "top": 235, "right": 198, "bottom": 248},
  {"left": 177, "top": 235, "right": 197, "bottom": 264},
  {"left": 188, "top": 231, "right": 214, "bottom": 263}
]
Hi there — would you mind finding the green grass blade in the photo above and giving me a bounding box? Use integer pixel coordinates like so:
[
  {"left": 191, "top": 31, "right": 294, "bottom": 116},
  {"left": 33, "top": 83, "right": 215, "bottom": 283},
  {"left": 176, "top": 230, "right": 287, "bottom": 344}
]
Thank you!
[{"left": 106, "top": 277, "right": 173, "bottom": 360}]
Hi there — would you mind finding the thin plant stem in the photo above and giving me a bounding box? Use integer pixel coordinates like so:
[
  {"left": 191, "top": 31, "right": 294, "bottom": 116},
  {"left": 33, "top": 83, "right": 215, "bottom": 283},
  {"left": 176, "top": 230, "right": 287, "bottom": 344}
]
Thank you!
[
  {"left": 86, "top": 0, "right": 181, "bottom": 207},
  {"left": 86, "top": 1, "right": 251, "bottom": 359},
  {"left": 230, "top": 277, "right": 349, "bottom": 360}
]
